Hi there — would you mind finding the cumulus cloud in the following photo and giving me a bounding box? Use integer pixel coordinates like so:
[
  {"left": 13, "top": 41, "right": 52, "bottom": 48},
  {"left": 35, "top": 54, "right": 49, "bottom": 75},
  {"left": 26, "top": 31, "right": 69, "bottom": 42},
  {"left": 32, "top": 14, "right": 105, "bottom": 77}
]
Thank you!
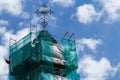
[
  {"left": 0, "top": 0, "right": 22, "bottom": 15},
  {"left": 51, "top": 0, "right": 75, "bottom": 7},
  {"left": 21, "top": 12, "right": 30, "bottom": 19},
  {"left": 0, "top": 46, "right": 8, "bottom": 58},
  {"left": 76, "top": 0, "right": 120, "bottom": 24},
  {"left": 76, "top": 38, "right": 102, "bottom": 52},
  {"left": 0, "top": 59, "right": 8, "bottom": 80},
  {"left": 47, "top": 15, "right": 57, "bottom": 28},
  {"left": 99, "top": 0, "right": 120, "bottom": 23},
  {"left": 31, "top": 14, "right": 41, "bottom": 25},
  {"left": 0, "top": 27, "right": 30, "bottom": 46},
  {"left": 78, "top": 55, "right": 120, "bottom": 80},
  {"left": 0, "top": 20, "right": 9, "bottom": 26},
  {"left": 0, "top": 26, "right": 7, "bottom": 34},
  {"left": 76, "top": 4, "right": 101, "bottom": 24}
]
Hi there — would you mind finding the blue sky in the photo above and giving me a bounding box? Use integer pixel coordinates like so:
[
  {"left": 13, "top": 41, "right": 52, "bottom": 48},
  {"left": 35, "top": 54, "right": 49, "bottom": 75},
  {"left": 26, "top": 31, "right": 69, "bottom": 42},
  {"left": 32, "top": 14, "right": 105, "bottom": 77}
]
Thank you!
[{"left": 0, "top": 0, "right": 120, "bottom": 80}]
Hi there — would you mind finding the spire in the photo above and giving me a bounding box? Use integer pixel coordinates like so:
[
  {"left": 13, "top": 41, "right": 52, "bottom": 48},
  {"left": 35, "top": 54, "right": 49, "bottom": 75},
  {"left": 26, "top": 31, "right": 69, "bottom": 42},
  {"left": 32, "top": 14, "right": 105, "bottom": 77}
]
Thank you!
[{"left": 35, "top": 4, "right": 53, "bottom": 29}]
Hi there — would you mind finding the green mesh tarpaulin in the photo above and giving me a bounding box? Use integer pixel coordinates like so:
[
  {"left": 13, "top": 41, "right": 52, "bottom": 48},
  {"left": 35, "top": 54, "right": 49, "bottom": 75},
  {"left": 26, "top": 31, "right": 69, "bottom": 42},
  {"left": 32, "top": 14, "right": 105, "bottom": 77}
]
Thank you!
[
  {"left": 9, "top": 32, "right": 37, "bottom": 79},
  {"left": 30, "top": 66, "right": 54, "bottom": 80},
  {"left": 10, "top": 32, "right": 32, "bottom": 55},
  {"left": 61, "top": 39, "right": 80, "bottom": 80},
  {"left": 9, "top": 30, "right": 80, "bottom": 80},
  {"left": 67, "top": 71, "right": 80, "bottom": 80},
  {"left": 10, "top": 32, "right": 35, "bottom": 72},
  {"left": 9, "top": 30, "right": 54, "bottom": 80},
  {"left": 61, "top": 39, "right": 78, "bottom": 75},
  {"left": 37, "top": 30, "right": 54, "bottom": 74},
  {"left": 68, "top": 40, "right": 78, "bottom": 70},
  {"left": 21, "top": 30, "right": 54, "bottom": 80}
]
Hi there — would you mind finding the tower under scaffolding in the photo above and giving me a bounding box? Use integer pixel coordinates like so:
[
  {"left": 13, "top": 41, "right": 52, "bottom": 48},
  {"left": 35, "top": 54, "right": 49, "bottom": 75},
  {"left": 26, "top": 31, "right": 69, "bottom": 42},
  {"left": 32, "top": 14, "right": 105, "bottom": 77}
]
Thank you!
[{"left": 6, "top": 4, "right": 80, "bottom": 80}]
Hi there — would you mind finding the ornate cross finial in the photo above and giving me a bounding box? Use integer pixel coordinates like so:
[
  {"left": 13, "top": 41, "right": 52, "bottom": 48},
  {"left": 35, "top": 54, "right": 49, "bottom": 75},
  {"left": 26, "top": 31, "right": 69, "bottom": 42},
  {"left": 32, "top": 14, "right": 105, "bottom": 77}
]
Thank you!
[{"left": 35, "top": 4, "right": 53, "bottom": 29}]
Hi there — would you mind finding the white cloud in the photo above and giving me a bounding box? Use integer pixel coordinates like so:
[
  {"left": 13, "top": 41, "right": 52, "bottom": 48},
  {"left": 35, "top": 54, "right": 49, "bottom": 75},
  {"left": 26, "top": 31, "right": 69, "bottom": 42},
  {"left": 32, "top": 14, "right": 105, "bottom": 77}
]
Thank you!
[
  {"left": 76, "top": 0, "right": 120, "bottom": 24},
  {"left": 76, "top": 4, "right": 101, "bottom": 24},
  {"left": 21, "top": 12, "right": 30, "bottom": 19},
  {"left": 99, "top": 0, "right": 120, "bottom": 23},
  {"left": 0, "top": 26, "right": 30, "bottom": 53},
  {"left": 51, "top": 0, "right": 75, "bottom": 7},
  {"left": 0, "top": 46, "right": 8, "bottom": 58},
  {"left": 47, "top": 15, "right": 57, "bottom": 28},
  {"left": 0, "top": 0, "right": 22, "bottom": 15},
  {"left": 0, "top": 59, "right": 9, "bottom": 75},
  {"left": 78, "top": 55, "right": 120, "bottom": 80},
  {"left": 0, "top": 74, "right": 8, "bottom": 80},
  {"left": 0, "top": 27, "right": 30, "bottom": 46},
  {"left": 76, "top": 38, "right": 102, "bottom": 52},
  {"left": 0, "top": 59, "right": 8, "bottom": 80},
  {"left": 31, "top": 14, "right": 40, "bottom": 25},
  {"left": 0, "top": 20, "right": 9, "bottom": 26},
  {"left": 18, "top": 22, "right": 26, "bottom": 27},
  {"left": 0, "top": 26, "right": 7, "bottom": 34},
  {"left": 0, "top": 45, "right": 9, "bottom": 80}
]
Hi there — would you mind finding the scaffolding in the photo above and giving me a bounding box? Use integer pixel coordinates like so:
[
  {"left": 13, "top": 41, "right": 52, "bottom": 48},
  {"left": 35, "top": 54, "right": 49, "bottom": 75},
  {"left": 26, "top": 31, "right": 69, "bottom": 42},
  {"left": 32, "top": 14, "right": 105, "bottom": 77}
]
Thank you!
[
  {"left": 8, "top": 30, "right": 80, "bottom": 80},
  {"left": 7, "top": 4, "right": 80, "bottom": 80}
]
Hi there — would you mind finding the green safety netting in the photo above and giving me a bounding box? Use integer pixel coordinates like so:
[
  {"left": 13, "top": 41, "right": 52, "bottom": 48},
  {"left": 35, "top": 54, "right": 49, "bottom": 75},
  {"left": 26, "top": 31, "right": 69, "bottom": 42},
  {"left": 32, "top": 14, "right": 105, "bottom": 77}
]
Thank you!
[
  {"left": 9, "top": 32, "right": 34, "bottom": 79},
  {"left": 68, "top": 40, "right": 78, "bottom": 69},
  {"left": 67, "top": 71, "right": 80, "bottom": 80},
  {"left": 61, "top": 39, "right": 78, "bottom": 75},
  {"left": 10, "top": 32, "right": 36, "bottom": 73},
  {"left": 10, "top": 32, "right": 33, "bottom": 54},
  {"left": 9, "top": 30, "right": 79, "bottom": 80},
  {"left": 29, "top": 66, "right": 54, "bottom": 80},
  {"left": 37, "top": 30, "right": 54, "bottom": 74},
  {"left": 9, "top": 30, "right": 54, "bottom": 80}
]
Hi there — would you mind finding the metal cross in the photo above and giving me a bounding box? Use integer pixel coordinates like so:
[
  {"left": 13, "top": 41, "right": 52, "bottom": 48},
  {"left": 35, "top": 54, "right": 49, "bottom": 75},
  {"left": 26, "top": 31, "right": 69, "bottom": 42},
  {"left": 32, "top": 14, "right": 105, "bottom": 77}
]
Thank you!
[{"left": 35, "top": 4, "right": 53, "bottom": 29}]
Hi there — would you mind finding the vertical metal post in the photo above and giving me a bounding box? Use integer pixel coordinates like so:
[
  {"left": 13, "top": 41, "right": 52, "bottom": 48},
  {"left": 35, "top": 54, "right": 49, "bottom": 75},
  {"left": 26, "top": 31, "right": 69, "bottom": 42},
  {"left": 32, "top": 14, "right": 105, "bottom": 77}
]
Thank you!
[{"left": 30, "top": 23, "right": 38, "bottom": 36}]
